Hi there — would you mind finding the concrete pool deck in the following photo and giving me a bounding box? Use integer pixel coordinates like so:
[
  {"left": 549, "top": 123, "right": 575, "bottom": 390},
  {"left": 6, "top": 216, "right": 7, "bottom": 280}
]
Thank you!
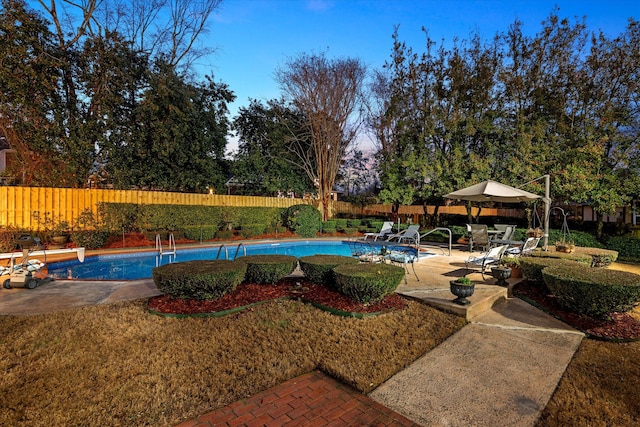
[{"left": 0, "top": 241, "right": 584, "bottom": 426}]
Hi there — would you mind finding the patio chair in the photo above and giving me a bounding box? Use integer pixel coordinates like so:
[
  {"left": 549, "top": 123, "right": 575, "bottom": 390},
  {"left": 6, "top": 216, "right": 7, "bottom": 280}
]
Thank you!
[
  {"left": 384, "top": 245, "right": 419, "bottom": 283},
  {"left": 465, "top": 244, "right": 508, "bottom": 279},
  {"left": 468, "top": 224, "right": 490, "bottom": 252},
  {"left": 363, "top": 221, "right": 394, "bottom": 241},
  {"left": 385, "top": 224, "right": 421, "bottom": 245},
  {"left": 490, "top": 225, "right": 516, "bottom": 245}
]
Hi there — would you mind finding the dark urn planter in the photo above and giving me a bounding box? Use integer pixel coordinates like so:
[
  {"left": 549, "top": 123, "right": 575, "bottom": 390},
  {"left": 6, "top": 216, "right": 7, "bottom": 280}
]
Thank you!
[
  {"left": 450, "top": 280, "right": 475, "bottom": 306},
  {"left": 491, "top": 266, "right": 512, "bottom": 287}
]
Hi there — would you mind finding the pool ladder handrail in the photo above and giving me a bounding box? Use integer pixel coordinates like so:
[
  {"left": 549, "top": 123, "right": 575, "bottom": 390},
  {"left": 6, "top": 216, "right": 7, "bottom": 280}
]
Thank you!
[
  {"left": 216, "top": 243, "right": 247, "bottom": 260},
  {"left": 156, "top": 233, "right": 176, "bottom": 256},
  {"left": 417, "top": 227, "right": 452, "bottom": 256}
]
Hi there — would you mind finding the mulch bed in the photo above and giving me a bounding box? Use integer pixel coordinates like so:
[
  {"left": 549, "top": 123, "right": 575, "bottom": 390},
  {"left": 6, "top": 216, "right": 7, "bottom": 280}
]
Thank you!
[
  {"left": 149, "top": 277, "right": 407, "bottom": 316},
  {"left": 513, "top": 280, "right": 640, "bottom": 341}
]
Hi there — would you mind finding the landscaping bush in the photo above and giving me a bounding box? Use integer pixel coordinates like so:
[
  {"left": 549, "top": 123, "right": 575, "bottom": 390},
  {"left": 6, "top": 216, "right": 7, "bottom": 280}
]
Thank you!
[
  {"left": 333, "top": 263, "right": 405, "bottom": 304},
  {"left": 573, "top": 247, "right": 619, "bottom": 268},
  {"left": 547, "top": 229, "right": 603, "bottom": 248},
  {"left": 334, "top": 218, "right": 348, "bottom": 231},
  {"left": 70, "top": 230, "right": 110, "bottom": 250},
  {"left": 342, "top": 227, "right": 358, "bottom": 236},
  {"left": 214, "top": 230, "right": 234, "bottom": 240},
  {"left": 520, "top": 257, "right": 576, "bottom": 284},
  {"left": 238, "top": 224, "right": 266, "bottom": 238},
  {"left": 542, "top": 264, "right": 640, "bottom": 317},
  {"left": 605, "top": 236, "right": 640, "bottom": 262},
  {"left": 322, "top": 220, "right": 337, "bottom": 230},
  {"left": 284, "top": 204, "right": 321, "bottom": 238},
  {"left": 0, "top": 228, "right": 18, "bottom": 252},
  {"left": 347, "top": 219, "right": 362, "bottom": 228},
  {"left": 182, "top": 225, "right": 218, "bottom": 241},
  {"left": 236, "top": 255, "right": 298, "bottom": 284},
  {"left": 322, "top": 227, "right": 337, "bottom": 235},
  {"left": 529, "top": 249, "right": 592, "bottom": 264},
  {"left": 152, "top": 260, "right": 246, "bottom": 300},
  {"left": 298, "top": 255, "right": 359, "bottom": 286}
]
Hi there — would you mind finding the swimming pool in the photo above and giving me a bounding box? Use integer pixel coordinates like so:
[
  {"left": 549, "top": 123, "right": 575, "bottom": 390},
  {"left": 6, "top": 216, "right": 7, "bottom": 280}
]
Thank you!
[{"left": 47, "top": 240, "right": 360, "bottom": 281}]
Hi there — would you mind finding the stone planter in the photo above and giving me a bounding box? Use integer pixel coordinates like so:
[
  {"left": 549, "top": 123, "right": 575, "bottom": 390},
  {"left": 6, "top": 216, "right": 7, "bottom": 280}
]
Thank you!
[
  {"left": 491, "top": 266, "right": 512, "bottom": 287},
  {"left": 450, "top": 280, "right": 475, "bottom": 306}
]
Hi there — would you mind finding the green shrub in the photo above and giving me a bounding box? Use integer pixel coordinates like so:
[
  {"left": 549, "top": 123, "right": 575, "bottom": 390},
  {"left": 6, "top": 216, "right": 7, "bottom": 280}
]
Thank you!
[
  {"left": 0, "top": 228, "right": 18, "bottom": 252},
  {"left": 298, "top": 255, "right": 359, "bottom": 285},
  {"left": 529, "top": 250, "right": 592, "bottom": 264},
  {"left": 182, "top": 225, "right": 218, "bottom": 241},
  {"left": 520, "top": 257, "right": 576, "bottom": 284},
  {"left": 542, "top": 264, "right": 640, "bottom": 317},
  {"left": 214, "top": 230, "right": 234, "bottom": 240},
  {"left": 334, "top": 219, "right": 348, "bottom": 231},
  {"left": 285, "top": 204, "right": 321, "bottom": 238},
  {"left": 236, "top": 255, "right": 298, "bottom": 284},
  {"left": 152, "top": 260, "right": 246, "bottom": 300},
  {"left": 322, "top": 227, "right": 337, "bottom": 235},
  {"left": 606, "top": 236, "right": 640, "bottom": 262},
  {"left": 547, "top": 229, "right": 603, "bottom": 248},
  {"left": 342, "top": 227, "right": 358, "bottom": 236},
  {"left": 333, "top": 263, "right": 405, "bottom": 304},
  {"left": 238, "top": 223, "right": 266, "bottom": 238},
  {"left": 70, "top": 230, "right": 110, "bottom": 250},
  {"left": 322, "top": 220, "right": 337, "bottom": 230},
  {"left": 574, "top": 247, "right": 618, "bottom": 268},
  {"left": 347, "top": 219, "right": 362, "bottom": 228}
]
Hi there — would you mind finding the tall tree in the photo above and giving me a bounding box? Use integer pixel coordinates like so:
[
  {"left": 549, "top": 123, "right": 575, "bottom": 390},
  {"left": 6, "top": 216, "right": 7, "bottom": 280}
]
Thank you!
[
  {"left": 108, "top": 61, "right": 234, "bottom": 192},
  {"left": 232, "top": 99, "right": 314, "bottom": 196},
  {"left": 275, "top": 52, "right": 367, "bottom": 220},
  {"left": 0, "top": 0, "right": 68, "bottom": 185}
]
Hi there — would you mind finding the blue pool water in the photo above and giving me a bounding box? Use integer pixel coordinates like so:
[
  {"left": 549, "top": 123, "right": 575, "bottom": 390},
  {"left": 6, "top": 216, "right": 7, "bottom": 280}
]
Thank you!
[{"left": 47, "top": 240, "right": 357, "bottom": 281}]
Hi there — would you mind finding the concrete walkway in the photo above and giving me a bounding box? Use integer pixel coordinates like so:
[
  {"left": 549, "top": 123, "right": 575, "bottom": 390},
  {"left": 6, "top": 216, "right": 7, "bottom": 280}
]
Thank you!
[{"left": 0, "top": 244, "right": 584, "bottom": 426}]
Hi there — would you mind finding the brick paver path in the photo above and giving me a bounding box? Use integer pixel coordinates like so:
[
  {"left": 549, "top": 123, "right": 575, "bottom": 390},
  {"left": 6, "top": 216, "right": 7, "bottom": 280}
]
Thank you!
[{"left": 175, "top": 370, "right": 421, "bottom": 427}]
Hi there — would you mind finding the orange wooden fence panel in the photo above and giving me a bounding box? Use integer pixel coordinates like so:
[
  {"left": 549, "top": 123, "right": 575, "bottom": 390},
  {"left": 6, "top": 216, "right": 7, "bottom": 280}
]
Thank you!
[{"left": 0, "top": 186, "right": 524, "bottom": 230}]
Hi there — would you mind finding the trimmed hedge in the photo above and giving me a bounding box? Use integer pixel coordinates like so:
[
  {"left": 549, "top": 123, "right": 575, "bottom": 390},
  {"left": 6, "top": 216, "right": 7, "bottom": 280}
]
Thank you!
[
  {"left": 152, "top": 260, "right": 247, "bottom": 300},
  {"left": 529, "top": 249, "right": 592, "bottom": 265},
  {"left": 284, "top": 204, "right": 321, "bottom": 238},
  {"left": 236, "top": 255, "right": 298, "bottom": 284},
  {"left": 520, "top": 257, "right": 576, "bottom": 284},
  {"left": 573, "top": 247, "right": 619, "bottom": 268},
  {"left": 542, "top": 264, "right": 640, "bottom": 317},
  {"left": 238, "top": 223, "right": 267, "bottom": 238},
  {"left": 298, "top": 255, "right": 359, "bottom": 285},
  {"left": 182, "top": 225, "right": 218, "bottom": 241},
  {"left": 333, "top": 263, "right": 405, "bottom": 304}
]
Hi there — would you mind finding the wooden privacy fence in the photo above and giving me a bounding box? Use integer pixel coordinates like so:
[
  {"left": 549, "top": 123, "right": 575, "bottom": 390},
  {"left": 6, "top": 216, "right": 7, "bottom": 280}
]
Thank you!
[{"left": 0, "top": 186, "right": 523, "bottom": 230}]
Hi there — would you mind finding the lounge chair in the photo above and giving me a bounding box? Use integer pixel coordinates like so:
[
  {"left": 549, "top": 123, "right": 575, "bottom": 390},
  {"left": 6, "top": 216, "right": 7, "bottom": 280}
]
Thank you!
[
  {"left": 465, "top": 245, "right": 508, "bottom": 279},
  {"left": 363, "top": 221, "right": 394, "bottom": 241},
  {"left": 506, "top": 237, "right": 540, "bottom": 256},
  {"left": 385, "top": 224, "right": 420, "bottom": 245}
]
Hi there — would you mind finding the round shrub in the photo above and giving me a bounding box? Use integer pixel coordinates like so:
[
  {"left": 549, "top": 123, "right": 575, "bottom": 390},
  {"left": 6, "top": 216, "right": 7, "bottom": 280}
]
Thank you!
[
  {"left": 70, "top": 230, "right": 110, "bottom": 250},
  {"left": 347, "top": 219, "right": 362, "bottom": 228},
  {"left": 285, "top": 204, "right": 321, "bottom": 238},
  {"left": 152, "top": 260, "right": 246, "bottom": 300},
  {"left": 298, "top": 255, "right": 359, "bottom": 285},
  {"left": 542, "top": 264, "right": 640, "bottom": 317},
  {"left": 333, "top": 263, "right": 405, "bottom": 304},
  {"left": 236, "top": 255, "right": 298, "bottom": 284}
]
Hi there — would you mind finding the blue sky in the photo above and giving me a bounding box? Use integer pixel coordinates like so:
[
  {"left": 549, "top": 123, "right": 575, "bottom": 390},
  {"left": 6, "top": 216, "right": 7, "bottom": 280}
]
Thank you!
[{"left": 199, "top": 0, "right": 638, "bottom": 153}]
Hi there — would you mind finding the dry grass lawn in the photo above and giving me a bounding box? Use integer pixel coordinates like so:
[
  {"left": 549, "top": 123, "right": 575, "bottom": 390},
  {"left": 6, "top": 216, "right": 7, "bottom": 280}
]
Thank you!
[{"left": 0, "top": 298, "right": 465, "bottom": 426}]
